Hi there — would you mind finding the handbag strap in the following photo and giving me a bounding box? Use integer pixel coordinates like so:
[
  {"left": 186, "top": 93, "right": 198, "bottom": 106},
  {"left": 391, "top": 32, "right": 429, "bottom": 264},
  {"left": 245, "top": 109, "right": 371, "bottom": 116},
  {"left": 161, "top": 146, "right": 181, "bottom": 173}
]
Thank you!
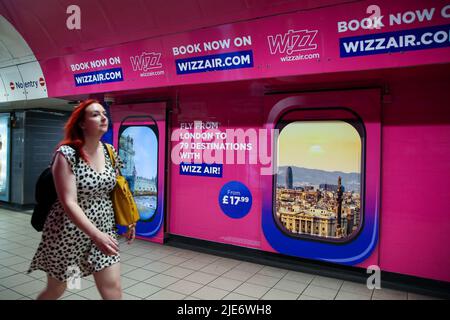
[{"left": 103, "top": 142, "right": 121, "bottom": 175}]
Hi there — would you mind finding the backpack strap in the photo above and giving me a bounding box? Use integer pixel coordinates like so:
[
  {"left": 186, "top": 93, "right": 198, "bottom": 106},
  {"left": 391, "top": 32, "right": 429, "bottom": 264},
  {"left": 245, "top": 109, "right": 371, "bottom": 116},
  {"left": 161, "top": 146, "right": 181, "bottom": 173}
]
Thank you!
[{"left": 49, "top": 152, "right": 58, "bottom": 167}]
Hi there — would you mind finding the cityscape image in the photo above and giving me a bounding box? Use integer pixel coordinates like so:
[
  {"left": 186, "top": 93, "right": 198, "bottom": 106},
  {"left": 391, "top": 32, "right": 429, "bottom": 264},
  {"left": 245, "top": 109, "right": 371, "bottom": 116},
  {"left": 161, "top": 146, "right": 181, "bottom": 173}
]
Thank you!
[
  {"left": 119, "top": 126, "right": 158, "bottom": 221},
  {"left": 276, "top": 121, "right": 362, "bottom": 240}
]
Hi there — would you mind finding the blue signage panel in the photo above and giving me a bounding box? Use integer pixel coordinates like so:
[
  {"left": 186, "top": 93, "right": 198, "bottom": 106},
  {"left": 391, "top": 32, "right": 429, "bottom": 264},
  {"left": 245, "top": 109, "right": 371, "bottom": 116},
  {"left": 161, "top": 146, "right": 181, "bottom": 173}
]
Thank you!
[
  {"left": 218, "top": 181, "right": 252, "bottom": 219},
  {"left": 74, "top": 67, "right": 124, "bottom": 86},
  {"left": 340, "top": 24, "right": 450, "bottom": 57},
  {"left": 179, "top": 162, "right": 223, "bottom": 178},
  {"left": 176, "top": 50, "right": 254, "bottom": 74}
]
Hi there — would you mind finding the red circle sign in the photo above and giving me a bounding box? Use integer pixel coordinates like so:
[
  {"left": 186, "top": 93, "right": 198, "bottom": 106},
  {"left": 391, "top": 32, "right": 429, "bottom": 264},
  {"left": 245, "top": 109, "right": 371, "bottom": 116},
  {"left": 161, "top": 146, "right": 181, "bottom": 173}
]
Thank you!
[
  {"left": 10, "top": 82, "right": 15, "bottom": 90},
  {"left": 39, "top": 77, "right": 45, "bottom": 87}
]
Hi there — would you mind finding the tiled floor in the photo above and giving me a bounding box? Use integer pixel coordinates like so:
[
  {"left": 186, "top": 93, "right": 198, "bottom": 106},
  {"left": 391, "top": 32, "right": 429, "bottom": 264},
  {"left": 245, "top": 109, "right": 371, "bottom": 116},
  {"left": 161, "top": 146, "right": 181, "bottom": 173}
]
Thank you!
[{"left": 0, "top": 208, "right": 442, "bottom": 300}]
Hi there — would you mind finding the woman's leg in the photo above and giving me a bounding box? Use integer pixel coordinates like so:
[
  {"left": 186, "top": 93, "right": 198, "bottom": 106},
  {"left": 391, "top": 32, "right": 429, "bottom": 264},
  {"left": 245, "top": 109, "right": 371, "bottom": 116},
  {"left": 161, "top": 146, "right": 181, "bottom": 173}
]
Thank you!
[
  {"left": 36, "top": 275, "right": 67, "bottom": 300},
  {"left": 93, "top": 263, "right": 122, "bottom": 300}
]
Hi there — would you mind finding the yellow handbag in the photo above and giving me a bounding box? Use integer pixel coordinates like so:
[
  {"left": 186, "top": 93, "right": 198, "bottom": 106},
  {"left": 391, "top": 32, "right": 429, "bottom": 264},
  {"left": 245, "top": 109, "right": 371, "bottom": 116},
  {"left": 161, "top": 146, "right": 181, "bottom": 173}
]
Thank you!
[{"left": 104, "top": 143, "right": 140, "bottom": 228}]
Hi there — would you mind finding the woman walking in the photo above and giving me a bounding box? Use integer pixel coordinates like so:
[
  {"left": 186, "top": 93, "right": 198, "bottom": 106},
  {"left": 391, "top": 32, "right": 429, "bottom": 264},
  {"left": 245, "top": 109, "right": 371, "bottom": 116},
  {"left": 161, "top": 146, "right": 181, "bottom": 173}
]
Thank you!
[{"left": 28, "top": 99, "right": 134, "bottom": 300}]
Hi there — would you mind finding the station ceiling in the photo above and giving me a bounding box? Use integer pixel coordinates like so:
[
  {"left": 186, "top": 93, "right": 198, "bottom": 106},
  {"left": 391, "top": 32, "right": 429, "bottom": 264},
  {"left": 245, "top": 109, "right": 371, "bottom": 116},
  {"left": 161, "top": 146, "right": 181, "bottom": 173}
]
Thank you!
[{"left": 0, "top": 0, "right": 352, "bottom": 62}]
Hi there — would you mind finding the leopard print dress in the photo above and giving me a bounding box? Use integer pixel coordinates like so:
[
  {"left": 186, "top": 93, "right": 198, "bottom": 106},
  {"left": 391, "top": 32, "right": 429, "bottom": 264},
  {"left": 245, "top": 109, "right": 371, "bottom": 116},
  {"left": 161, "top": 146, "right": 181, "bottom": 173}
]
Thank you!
[{"left": 28, "top": 144, "right": 122, "bottom": 282}]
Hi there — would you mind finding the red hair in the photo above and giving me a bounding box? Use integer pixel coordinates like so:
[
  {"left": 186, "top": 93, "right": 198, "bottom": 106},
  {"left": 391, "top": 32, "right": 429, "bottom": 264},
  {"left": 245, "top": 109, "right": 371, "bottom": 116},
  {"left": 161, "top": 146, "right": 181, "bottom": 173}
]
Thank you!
[{"left": 57, "top": 99, "right": 100, "bottom": 162}]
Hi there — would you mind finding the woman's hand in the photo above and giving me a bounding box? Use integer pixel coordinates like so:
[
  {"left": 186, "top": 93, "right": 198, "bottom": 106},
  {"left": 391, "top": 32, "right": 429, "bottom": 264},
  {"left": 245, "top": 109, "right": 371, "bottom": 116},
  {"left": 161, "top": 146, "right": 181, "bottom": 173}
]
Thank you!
[
  {"left": 92, "top": 231, "right": 119, "bottom": 256},
  {"left": 124, "top": 225, "right": 136, "bottom": 244}
]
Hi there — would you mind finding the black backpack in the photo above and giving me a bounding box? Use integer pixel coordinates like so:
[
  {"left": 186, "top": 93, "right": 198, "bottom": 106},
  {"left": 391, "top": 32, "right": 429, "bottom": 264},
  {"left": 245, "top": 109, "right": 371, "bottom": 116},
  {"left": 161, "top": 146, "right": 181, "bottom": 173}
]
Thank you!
[{"left": 31, "top": 150, "right": 79, "bottom": 232}]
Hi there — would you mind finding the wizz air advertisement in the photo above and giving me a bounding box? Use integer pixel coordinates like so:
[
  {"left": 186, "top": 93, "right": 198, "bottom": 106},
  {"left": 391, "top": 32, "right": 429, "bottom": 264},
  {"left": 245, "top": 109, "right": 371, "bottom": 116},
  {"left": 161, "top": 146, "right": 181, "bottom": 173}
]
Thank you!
[
  {"left": 167, "top": 89, "right": 381, "bottom": 267},
  {"left": 40, "top": 0, "right": 450, "bottom": 97}
]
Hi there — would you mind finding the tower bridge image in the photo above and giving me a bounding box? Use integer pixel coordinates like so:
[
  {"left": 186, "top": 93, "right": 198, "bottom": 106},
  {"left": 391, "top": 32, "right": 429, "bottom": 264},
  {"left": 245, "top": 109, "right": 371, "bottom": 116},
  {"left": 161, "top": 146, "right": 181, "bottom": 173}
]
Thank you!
[
  {"left": 119, "top": 134, "right": 157, "bottom": 196},
  {"left": 119, "top": 129, "right": 158, "bottom": 221}
]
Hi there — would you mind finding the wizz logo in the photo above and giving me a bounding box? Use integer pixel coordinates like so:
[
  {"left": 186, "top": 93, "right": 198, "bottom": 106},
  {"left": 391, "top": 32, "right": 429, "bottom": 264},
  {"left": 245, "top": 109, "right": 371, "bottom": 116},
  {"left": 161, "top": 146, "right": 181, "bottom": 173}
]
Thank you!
[
  {"left": 267, "top": 29, "right": 318, "bottom": 55},
  {"left": 130, "top": 52, "right": 162, "bottom": 71}
]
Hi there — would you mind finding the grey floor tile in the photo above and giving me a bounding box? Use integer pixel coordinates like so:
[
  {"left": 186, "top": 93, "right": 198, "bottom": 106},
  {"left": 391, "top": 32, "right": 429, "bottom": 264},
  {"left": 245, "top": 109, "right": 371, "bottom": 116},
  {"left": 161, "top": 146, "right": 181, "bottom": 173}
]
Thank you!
[
  {"left": 146, "top": 289, "right": 186, "bottom": 300},
  {"left": 10, "top": 279, "right": 46, "bottom": 297},
  {"left": 214, "top": 258, "right": 241, "bottom": 269},
  {"left": 282, "top": 271, "right": 315, "bottom": 284},
  {"left": 208, "top": 277, "right": 243, "bottom": 292},
  {"left": 166, "top": 279, "right": 204, "bottom": 296},
  {"left": 247, "top": 274, "right": 280, "bottom": 288},
  {"left": 60, "top": 290, "right": 75, "bottom": 299},
  {"left": 158, "top": 255, "right": 189, "bottom": 265},
  {"left": 261, "top": 288, "right": 299, "bottom": 300},
  {"left": 76, "top": 286, "right": 103, "bottom": 300},
  {"left": 124, "top": 282, "right": 161, "bottom": 299},
  {"left": 124, "top": 247, "right": 150, "bottom": 256},
  {"left": 257, "top": 266, "right": 288, "bottom": 279},
  {"left": 194, "top": 254, "right": 220, "bottom": 264},
  {"left": 7, "top": 262, "right": 32, "bottom": 273},
  {"left": 0, "top": 251, "right": 15, "bottom": 260},
  {"left": 234, "top": 262, "right": 263, "bottom": 274},
  {"left": 302, "top": 285, "right": 338, "bottom": 300},
  {"left": 1, "top": 273, "right": 36, "bottom": 288},
  {"left": 340, "top": 281, "right": 373, "bottom": 297},
  {"left": 21, "top": 240, "right": 41, "bottom": 248},
  {"left": 2, "top": 244, "right": 26, "bottom": 252},
  {"left": 122, "top": 268, "right": 157, "bottom": 281},
  {"left": 273, "top": 278, "right": 308, "bottom": 295},
  {"left": 184, "top": 271, "right": 218, "bottom": 285},
  {"left": 298, "top": 294, "right": 322, "bottom": 300},
  {"left": 141, "top": 252, "right": 171, "bottom": 260},
  {"left": 28, "top": 270, "right": 47, "bottom": 280},
  {"left": 120, "top": 263, "right": 139, "bottom": 275},
  {"left": 120, "top": 276, "right": 139, "bottom": 289},
  {"left": 144, "top": 274, "right": 180, "bottom": 288},
  {"left": 200, "top": 263, "right": 233, "bottom": 276},
  {"left": 162, "top": 266, "right": 196, "bottom": 279},
  {"left": 311, "top": 276, "right": 344, "bottom": 290},
  {"left": 122, "top": 293, "right": 143, "bottom": 300},
  {"left": 61, "top": 294, "right": 89, "bottom": 300},
  {"left": 123, "top": 257, "right": 153, "bottom": 268},
  {"left": 174, "top": 251, "right": 201, "bottom": 259},
  {"left": 0, "top": 267, "right": 18, "bottom": 279},
  {"left": 6, "top": 235, "right": 31, "bottom": 242},
  {"left": 234, "top": 282, "right": 270, "bottom": 299},
  {"left": 222, "top": 269, "right": 254, "bottom": 282},
  {"left": 10, "top": 248, "right": 36, "bottom": 259},
  {"left": 0, "top": 289, "right": 25, "bottom": 300},
  {"left": 222, "top": 292, "right": 258, "bottom": 300},
  {"left": 142, "top": 261, "right": 173, "bottom": 273},
  {"left": 0, "top": 256, "right": 28, "bottom": 267},
  {"left": 118, "top": 253, "right": 136, "bottom": 261},
  {"left": 179, "top": 259, "right": 212, "bottom": 271},
  {"left": 336, "top": 291, "right": 371, "bottom": 300},
  {"left": 191, "top": 286, "right": 229, "bottom": 300}
]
